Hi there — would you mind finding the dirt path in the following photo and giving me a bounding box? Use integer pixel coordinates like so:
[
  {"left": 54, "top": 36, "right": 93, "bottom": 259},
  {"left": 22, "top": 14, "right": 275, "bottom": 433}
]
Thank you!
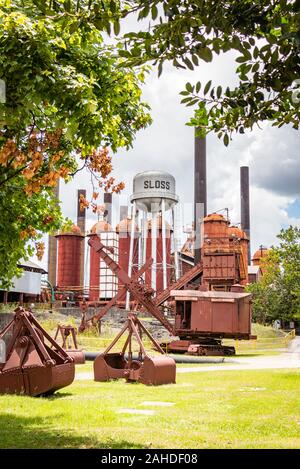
[
  {"left": 177, "top": 352, "right": 300, "bottom": 373},
  {"left": 178, "top": 337, "right": 300, "bottom": 373}
]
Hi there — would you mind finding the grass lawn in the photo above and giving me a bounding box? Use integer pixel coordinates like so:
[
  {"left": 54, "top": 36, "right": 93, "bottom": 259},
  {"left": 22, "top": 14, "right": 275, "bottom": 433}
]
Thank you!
[
  {"left": 223, "top": 323, "right": 288, "bottom": 356},
  {"left": 1, "top": 364, "right": 300, "bottom": 449}
]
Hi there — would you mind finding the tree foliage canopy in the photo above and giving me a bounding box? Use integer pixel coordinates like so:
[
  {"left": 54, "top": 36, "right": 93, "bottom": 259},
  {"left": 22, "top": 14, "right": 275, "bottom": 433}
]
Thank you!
[
  {"left": 247, "top": 226, "right": 300, "bottom": 324},
  {"left": 0, "top": 0, "right": 151, "bottom": 288},
  {"left": 120, "top": 0, "right": 300, "bottom": 142}
]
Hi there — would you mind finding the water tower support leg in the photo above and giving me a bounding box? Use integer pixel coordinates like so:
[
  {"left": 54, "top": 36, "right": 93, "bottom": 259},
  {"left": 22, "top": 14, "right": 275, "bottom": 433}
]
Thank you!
[
  {"left": 161, "top": 199, "right": 167, "bottom": 290},
  {"left": 142, "top": 211, "right": 148, "bottom": 282},
  {"left": 172, "top": 206, "right": 180, "bottom": 281},
  {"left": 126, "top": 201, "right": 136, "bottom": 310},
  {"left": 151, "top": 213, "right": 157, "bottom": 293}
]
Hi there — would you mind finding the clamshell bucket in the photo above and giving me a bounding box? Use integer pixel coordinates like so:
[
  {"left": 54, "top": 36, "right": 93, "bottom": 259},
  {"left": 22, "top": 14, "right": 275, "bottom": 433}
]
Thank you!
[
  {"left": 94, "top": 353, "right": 128, "bottom": 382},
  {"left": 93, "top": 314, "right": 176, "bottom": 386},
  {"left": 54, "top": 325, "right": 85, "bottom": 365},
  {"left": 0, "top": 308, "right": 75, "bottom": 396},
  {"left": 138, "top": 356, "right": 176, "bottom": 385}
]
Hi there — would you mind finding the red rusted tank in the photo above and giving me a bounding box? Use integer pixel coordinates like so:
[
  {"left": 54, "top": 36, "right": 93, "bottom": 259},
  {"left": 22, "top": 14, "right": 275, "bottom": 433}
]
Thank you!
[
  {"left": 203, "top": 213, "right": 230, "bottom": 253},
  {"left": 228, "top": 226, "right": 249, "bottom": 284},
  {"left": 252, "top": 247, "right": 269, "bottom": 274},
  {"left": 116, "top": 217, "right": 139, "bottom": 301},
  {"left": 56, "top": 225, "right": 84, "bottom": 289},
  {"left": 88, "top": 221, "right": 112, "bottom": 301},
  {"left": 145, "top": 215, "right": 172, "bottom": 293}
]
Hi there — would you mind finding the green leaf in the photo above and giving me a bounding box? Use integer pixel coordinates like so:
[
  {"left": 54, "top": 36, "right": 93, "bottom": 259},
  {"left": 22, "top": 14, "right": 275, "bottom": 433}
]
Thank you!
[
  {"left": 184, "top": 57, "right": 194, "bottom": 70},
  {"left": 198, "top": 46, "right": 213, "bottom": 62},
  {"left": 271, "top": 48, "right": 279, "bottom": 64},
  {"left": 119, "top": 49, "right": 130, "bottom": 58},
  {"left": 181, "top": 97, "right": 193, "bottom": 104},
  {"left": 138, "top": 6, "right": 150, "bottom": 20},
  {"left": 186, "top": 98, "right": 199, "bottom": 106},
  {"left": 173, "top": 58, "right": 185, "bottom": 69},
  {"left": 236, "top": 55, "right": 249, "bottom": 63},
  {"left": 223, "top": 134, "right": 229, "bottom": 146},
  {"left": 216, "top": 85, "right": 222, "bottom": 99},
  {"left": 204, "top": 80, "right": 212, "bottom": 95},
  {"left": 158, "top": 61, "right": 163, "bottom": 77},
  {"left": 105, "top": 21, "right": 111, "bottom": 36},
  {"left": 186, "top": 82, "right": 193, "bottom": 92},
  {"left": 195, "top": 81, "right": 201, "bottom": 93},
  {"left": 114, "top": 21, "right": 120, "bottom": 36},
  {"left": 151, "top": 5, "right": 158, "bottom": 20},
  {"left": 192, "top": 54, "right": 199, "bottom": 66}
]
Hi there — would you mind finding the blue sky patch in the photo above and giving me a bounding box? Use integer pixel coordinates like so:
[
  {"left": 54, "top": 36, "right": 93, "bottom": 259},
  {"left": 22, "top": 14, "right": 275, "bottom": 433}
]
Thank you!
[{"left": 287, "top": 199, "right": 300, "bottom": 219}]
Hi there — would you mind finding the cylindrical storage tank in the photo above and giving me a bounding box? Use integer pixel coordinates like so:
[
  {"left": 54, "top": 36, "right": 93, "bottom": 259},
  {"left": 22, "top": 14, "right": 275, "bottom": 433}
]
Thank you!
[
  {"left": 203, "top": 213, "right": 230, "bottom": 253},
  {"left": 116, "top": 218, "right": 139, "bottom": 300},
  {"left": 88, "top": 221, "right": 112, "bottom": 301},
  {"left": 145, "top": 215, "right": 172, "bottom": 293},
  {"left": 252, "top": 247, "right": 269, "bottom": 274},
  {"left": 228, "top": 226, "right": 249, "bottom": 284},
  {"left": 55, "top": 224, "right": 84, "bottom": 289}
]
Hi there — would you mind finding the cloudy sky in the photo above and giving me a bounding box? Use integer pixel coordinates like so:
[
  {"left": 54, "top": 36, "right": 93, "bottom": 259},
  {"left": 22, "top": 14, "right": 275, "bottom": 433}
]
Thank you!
[{"left": 39, "top": 21, "right": 300, "bottom": 269}]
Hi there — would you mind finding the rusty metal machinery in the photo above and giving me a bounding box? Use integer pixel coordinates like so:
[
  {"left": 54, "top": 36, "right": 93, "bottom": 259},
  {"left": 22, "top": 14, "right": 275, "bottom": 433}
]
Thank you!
[
  {"left": 161, "top": 289, "right": 254, "bottom": 356},
  {"left": 83, "top": 237, "right": 254, "bottom": 356},
  {"left": 0, "top": 307, "right": 75, "bottom": 396},
  {"left": 94, "top": 313, "right": 176, "bottom": 385},
  {"left": 54, "top": 324, "right": 85, "bottom": 364}
]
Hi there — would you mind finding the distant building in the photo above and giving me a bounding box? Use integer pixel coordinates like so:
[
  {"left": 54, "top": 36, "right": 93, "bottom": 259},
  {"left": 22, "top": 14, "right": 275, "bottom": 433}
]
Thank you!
[
  {"left": 247, "top": 265, "right": 262, "bottom": 283},
  {"left": 0, "top": 260, "right": 47, "bottom": 304}
]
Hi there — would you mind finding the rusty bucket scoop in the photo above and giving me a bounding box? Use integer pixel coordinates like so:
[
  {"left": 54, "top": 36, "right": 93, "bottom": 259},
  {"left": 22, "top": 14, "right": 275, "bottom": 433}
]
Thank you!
[
  {"left": 94, "top": 313, "right": 176, "bottom": 386},
  {"left": 0, "top": 307, "right": 75, "bottom": 396}
]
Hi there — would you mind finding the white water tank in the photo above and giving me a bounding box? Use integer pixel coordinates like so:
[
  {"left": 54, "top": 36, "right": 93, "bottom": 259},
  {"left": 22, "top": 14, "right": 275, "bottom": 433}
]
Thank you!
[{"left": 130, "top": 170, "right": 178, "bottom": 213}]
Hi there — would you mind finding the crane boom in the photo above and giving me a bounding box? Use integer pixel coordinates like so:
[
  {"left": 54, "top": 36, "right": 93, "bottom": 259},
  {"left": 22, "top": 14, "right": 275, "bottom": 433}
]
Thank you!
[
  {"left": 80, "top": 256, "right": 153, "bottom": 331},
  {"left": 87, "top": 237, "right": 175, "bottom": 335}
]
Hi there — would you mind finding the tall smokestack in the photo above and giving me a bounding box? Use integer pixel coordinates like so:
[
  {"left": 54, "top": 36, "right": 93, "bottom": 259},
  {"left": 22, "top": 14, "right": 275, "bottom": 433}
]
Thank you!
[
  {"left": 240, "top": 166, "right": 251, "bottom": 264},
  {"left": 104, "top": 192, "right": 112, "bottom": 225},
  {"left": 120, "top": 205, "right": 128, "bottom": 221},
  {"left": 194, "top": 131, "right": 207, "bottom": 264},
  {"left": 77, "top": 189, "right": 86, "bottom": 288},
  {"left": 47, "top": 181, "right": 60, "bottom": 287}
]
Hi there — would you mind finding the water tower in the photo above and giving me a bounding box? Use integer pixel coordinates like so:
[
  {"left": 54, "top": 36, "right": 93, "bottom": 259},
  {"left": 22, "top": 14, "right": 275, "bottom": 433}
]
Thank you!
[{"left": 128, "top": 170, "right": 179, "bottom": 307}]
